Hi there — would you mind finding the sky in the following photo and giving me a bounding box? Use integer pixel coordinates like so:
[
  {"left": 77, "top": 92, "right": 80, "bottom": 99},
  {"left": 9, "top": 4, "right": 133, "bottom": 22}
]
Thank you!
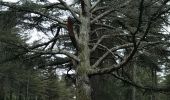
[
  {"left": 2, "top": 0, "right": 170, "bottom": 42},
  {"left": 2, "top": 0, "right": 73, "bottom": 43}
]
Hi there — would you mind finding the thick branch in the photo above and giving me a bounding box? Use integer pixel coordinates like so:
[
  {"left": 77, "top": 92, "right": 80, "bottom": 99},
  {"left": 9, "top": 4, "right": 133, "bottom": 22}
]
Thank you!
[
  {"left": 111, "top": 73, "right": 170, "bottom": 92},
  {"left": 92, "top": 43, "right": 133, "bottom": 68},
  {"left": 90, "top": 34, "right": 132, "bottom": 52},
  {"left": 38, "top": 57, "right": 71, "bottom": 68},
  {"left": 31, "top": 49, "right": 80, "bottom": 62},
  {"left": 90, "top": 0, "right": 156, "bottom": 75},
  {"left": 91, "top": 41, "right": 164, "bottom": 73}
]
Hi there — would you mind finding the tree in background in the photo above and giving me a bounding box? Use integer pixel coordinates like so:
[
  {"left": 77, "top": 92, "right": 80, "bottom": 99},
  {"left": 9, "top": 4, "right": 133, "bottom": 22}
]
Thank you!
[{"left": 0, "top": 8, "right": 73, "bottom": 100}]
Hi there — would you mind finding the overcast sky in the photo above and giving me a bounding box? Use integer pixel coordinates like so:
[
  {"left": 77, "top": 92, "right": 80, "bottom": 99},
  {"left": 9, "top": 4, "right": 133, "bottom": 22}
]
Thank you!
[{"left": 2, "top": 0, "right": 73, "bottom": 43}]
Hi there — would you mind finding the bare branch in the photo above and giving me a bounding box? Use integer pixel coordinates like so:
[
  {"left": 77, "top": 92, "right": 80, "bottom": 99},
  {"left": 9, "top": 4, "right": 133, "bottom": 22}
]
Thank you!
[
  {"left": 91, "top": 43, "right": 133, "bottom": 68},
  {"left": 29, "top": 35, "right": 68, "bottom": 50},
  {"left": 91, "top": 0, "right": 102, "bottom": 11},
  {"left": 91, "top": 6, "right": 108, "bottom": 13},
  {"left": 90, "top": 34, "right": 132, "bottom": 52},
  {"left": 90, "top": 35, "right": 106, "bottom": 52},
  {"left": 111, "top": 73, "right": 170, "bottom": 93},
  {"left": 38, "top": 57, "right": 71, "bottom": 68},
  {"left": 44, "top": 3, "right": 80, "bottom": 14},
  {"left": 94, "top": 23, "right": 116, "bottom": 29},
  {"left": 91, "top": 0, "right": 133, "bottom": 23},
  {"left": 31, "top": 49, "right": 80, "bottom": 62},
  {"left": 91, "top": 40, "right": 165, "bottom": 72},
  {"left": 94, "top": 43, "right": 115, "bottom": 57},
  {"left": 0, "top": 1, "right": 66, "bottom": 25},
  {"left": 91, "top": 8, "right": 114, "bottom": 24},
  {"left": 58, "top": 0, "right": 80, "bottom": 21},
  {"left": 91, "top": 0, "right": 147, "bottom": 72}
]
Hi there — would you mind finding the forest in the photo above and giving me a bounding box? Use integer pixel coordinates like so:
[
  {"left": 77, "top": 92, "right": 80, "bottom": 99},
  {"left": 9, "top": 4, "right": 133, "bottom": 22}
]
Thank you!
[{"left": 0, "top": 0, "right": 170, "bottom": 100}]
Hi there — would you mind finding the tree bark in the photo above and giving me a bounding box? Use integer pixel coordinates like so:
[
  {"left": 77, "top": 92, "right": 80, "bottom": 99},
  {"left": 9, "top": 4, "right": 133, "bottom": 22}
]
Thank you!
[{"left": 76, "top": 1, "right": 91, "bottom": 100}]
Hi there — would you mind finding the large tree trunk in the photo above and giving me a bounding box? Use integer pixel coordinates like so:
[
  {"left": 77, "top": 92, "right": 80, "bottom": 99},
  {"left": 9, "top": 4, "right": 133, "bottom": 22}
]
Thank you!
[{"left": 76, "top": 1, "right": 91, "bottom": 100}]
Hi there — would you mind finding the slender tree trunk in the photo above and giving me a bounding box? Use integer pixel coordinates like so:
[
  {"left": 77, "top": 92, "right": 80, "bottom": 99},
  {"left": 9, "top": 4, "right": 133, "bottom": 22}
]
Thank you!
[
  {"left": 26, "top": 76, "right": 30, "bottom": 100},
  {"left": 150, "top": 69, "right": 157, "bottom": 100},
  {"left": 76, "top": 1, "right": 91, "bottom": 100},
  {"left": 131, "top": 63, "right": 136, "bottom": 100},
  {"left": 153, "top": 69, "right": 158, "bottom": 100},
  {"left": 10, "top": 89, "right": 13, "bottom": 100},
  {"left": 35, "top": 96, "right": 38, "bottom": 100},
  {"left": 18, "top": 84, "right": 22, "bottom": 100}
]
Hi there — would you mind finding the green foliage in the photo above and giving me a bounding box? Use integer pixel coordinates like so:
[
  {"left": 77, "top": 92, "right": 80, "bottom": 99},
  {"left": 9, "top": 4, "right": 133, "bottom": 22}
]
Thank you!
[
  {"left": 0, "top": 9, "right": 74, "bottom": 100},
  {"left": 0, "top": 0, "right": 170, "bottom": 100}
]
